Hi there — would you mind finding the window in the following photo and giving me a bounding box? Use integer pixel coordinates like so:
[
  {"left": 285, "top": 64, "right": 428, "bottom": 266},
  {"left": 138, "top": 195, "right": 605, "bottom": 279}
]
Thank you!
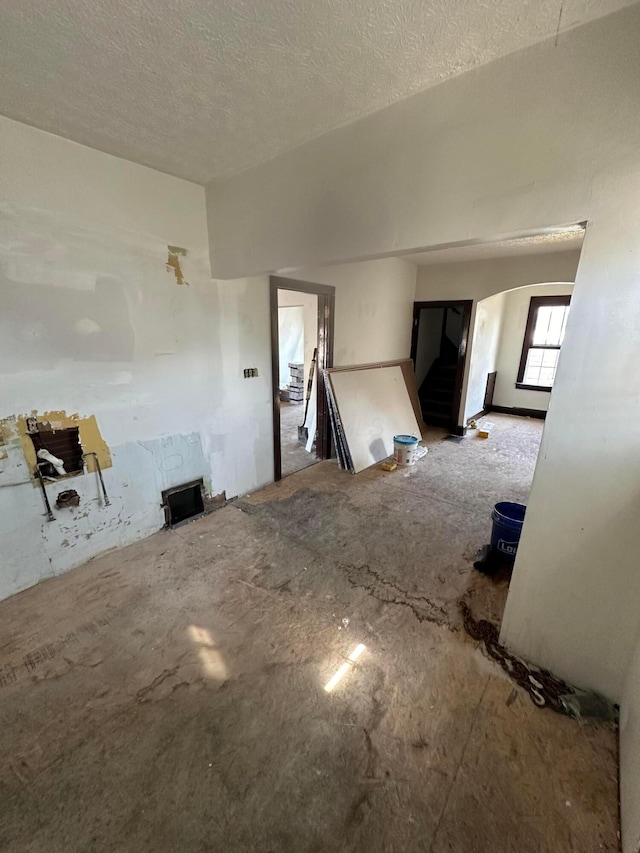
[{"left": 517, "top": 295, "right": 571, "bottom": 390}]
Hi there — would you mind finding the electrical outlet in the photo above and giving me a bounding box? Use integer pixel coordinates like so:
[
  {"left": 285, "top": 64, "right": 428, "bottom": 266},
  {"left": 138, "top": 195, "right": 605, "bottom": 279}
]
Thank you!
[{"left": 243, "top": 368, "right": 259, "bottom": 378}]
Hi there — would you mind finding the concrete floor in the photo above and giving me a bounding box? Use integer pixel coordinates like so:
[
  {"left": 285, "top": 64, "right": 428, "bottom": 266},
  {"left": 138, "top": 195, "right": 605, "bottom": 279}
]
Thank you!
[
  {"left": 0, "top": 415, "right": 619, "bottom": 852},
  {"left": 280, "top": 400, "right": 317, "bottom": 477}
]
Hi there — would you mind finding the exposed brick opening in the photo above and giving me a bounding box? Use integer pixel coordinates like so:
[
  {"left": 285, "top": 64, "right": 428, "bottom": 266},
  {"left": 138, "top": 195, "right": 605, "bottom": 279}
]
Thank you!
[{"left": 30, "top": 425, "right": 84, "bottom": 476}]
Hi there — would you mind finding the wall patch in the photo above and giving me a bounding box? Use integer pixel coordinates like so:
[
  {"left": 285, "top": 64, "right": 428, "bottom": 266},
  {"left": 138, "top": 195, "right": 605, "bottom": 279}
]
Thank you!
[
  {"left": 166, "top": 246, "right": 188, "bottom": 286},
  {"left": 8, "top": 411, "right": 112, "bottom": 477}
]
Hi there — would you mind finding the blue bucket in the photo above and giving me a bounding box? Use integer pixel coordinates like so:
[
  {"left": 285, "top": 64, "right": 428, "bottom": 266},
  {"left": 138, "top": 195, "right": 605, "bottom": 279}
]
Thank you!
[{"left": 490, "top": 502, "right": 526, "bottom": 560}]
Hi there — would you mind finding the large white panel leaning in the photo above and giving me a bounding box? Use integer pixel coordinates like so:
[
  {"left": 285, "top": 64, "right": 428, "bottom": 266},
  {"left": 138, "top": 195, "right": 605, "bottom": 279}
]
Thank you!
[{"left": 329, "top": 365, "right": 421, "bottom": 473}]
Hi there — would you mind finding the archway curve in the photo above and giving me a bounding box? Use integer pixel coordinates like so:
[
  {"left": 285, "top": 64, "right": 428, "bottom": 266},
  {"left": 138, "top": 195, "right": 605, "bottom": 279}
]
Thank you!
[{"left": 462, "top": 280, "right": 574, "bottom": 426}]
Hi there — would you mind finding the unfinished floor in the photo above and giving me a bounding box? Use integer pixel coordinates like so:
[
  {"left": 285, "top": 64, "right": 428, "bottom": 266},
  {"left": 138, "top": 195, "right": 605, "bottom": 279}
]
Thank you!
[
  {"left": 0, "top": 415, "right": 618, "bottom": 852},
  {"left": 280, "top": 399, "right": 317, "bottom": 477}
]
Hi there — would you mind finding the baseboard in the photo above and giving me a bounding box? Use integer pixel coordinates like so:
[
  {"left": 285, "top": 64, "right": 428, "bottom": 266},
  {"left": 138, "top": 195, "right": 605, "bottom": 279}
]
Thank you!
[
  {"left": 449, "top": 402, "right": 546, "bottom": 435},
  {"left": 466, "top": 408, "right": 490, "bottom": 424},
  {"left": 451, "top": 424, "right": 467, "bottom": 436},
  {"left": 489, "top": 405, "right": 547, "bottom": 420}
]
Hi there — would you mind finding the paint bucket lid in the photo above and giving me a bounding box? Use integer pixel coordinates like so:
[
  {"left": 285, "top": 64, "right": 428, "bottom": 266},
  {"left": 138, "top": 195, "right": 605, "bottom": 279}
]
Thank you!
[{"left": 393, "top": 434, "right": 419, "bottom": 446}]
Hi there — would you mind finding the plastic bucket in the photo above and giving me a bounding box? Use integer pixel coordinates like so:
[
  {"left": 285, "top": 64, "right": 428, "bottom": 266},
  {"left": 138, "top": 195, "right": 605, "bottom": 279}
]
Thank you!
[
  {"left": 490, "top": 502, "right": 526, "bottom": 560},
  {"left": 393, "top": 434, "right": 419, "bottom": 466}
]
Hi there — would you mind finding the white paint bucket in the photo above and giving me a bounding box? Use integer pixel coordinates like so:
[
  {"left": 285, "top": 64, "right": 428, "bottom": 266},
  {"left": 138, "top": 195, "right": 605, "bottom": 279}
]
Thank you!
[{"left": 393, "top": 434, "right": 420, "bottom": 466}]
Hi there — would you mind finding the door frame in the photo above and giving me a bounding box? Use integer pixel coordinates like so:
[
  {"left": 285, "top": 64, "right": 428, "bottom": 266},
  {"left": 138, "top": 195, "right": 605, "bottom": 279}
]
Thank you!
[
  {"left": 270, "top": 276, "right": 335, "bottom": 481},
  {"left": 410, "top": 300, "right": 473, "bottom": 433}
]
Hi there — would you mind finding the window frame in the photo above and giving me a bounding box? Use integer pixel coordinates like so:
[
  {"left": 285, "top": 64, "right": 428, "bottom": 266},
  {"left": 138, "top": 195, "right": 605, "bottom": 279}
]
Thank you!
[{"left": 516, "top": 295, "right": 571, "bottom": 391}]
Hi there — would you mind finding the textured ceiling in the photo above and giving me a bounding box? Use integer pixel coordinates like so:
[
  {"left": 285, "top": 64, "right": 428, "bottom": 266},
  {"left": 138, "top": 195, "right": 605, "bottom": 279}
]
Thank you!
[
  {"left": 0, "top": 0, "right": 634, "bottom": 183},
  {"left": 403, "top": 228, "right": 585, "bottom": 266}
]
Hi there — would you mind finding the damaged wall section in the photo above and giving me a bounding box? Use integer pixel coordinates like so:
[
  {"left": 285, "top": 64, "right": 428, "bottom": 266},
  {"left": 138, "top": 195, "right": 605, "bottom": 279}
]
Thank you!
[{"left": 0, "top": 115, "right": 274, "bottom": 601}]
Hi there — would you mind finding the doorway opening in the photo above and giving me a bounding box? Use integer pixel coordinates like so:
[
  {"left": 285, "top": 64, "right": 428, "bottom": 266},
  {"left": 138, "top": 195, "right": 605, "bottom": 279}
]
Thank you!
[
  {"left": 410, "top": 300, "right": 472, "bottom": 433},
  {"left": 270, "top": 277, "right": 335, "bottom": 480}
]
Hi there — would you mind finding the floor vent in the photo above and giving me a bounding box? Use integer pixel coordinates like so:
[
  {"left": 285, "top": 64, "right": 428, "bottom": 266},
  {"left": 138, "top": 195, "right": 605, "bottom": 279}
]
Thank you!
[{"left": 162, "top": 479, "right": 205, "bottom": 528}]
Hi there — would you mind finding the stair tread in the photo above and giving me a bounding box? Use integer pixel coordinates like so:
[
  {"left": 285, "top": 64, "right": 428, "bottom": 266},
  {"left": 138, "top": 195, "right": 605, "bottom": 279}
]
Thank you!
[
  {"left": 424, "top": 417, "right": 452, "bottom": 428},
  {"left": 420, "top": 385, "right": 455, "bottom": 394},
  {"left": 422, "top": 406, "right": 451, "bottom": 418}
]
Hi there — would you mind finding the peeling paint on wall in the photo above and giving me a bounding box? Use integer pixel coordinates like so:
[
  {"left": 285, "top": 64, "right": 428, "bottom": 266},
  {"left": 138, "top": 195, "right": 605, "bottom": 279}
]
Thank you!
[
  {"left": 166, "top": 246, "right": 188, "bottom": 285},
  {"left": 0, "top": 411, "right": 112, "bottom": 477},
  {"left": 0, "top": 421, "right": 10, "bottom": 461}
]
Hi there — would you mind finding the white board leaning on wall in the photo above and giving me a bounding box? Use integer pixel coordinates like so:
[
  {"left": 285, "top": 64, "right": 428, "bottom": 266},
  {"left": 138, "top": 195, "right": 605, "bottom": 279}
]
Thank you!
[{"left": 328, "top": 365, "right": 421, "bottom": 474}]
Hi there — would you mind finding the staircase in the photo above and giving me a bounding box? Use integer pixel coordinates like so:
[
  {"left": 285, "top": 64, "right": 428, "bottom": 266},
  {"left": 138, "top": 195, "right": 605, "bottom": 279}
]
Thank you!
[
  {"left": 419, "top": 360, "right": 457, "bottom": 428},
  {"left": 418, "top": 334, "right": 458, "bottom": 429}
]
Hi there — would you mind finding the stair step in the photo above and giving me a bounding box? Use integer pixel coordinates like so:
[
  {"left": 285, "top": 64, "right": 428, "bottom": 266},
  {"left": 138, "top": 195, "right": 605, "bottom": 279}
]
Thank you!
[
  {"left": 423, "top": 413, "right": 452, "bottom": 428},
  {"left": 421, "top": 400, "right": 454, "bottom": 415},
  {"left": 426, "top": 376, "right": 456, "bottom": 388},
  {"left": 423, "top": 371, "right": 456, "bottom": 384},
  {"left": 422, "top": 397, "right": 453, "bottom": 408},
  {"left": 420, "top": 395, "right": 454, "bottom": 407},
  {"left": 421, "top": 389, "right": 453, "bottom": 400}
]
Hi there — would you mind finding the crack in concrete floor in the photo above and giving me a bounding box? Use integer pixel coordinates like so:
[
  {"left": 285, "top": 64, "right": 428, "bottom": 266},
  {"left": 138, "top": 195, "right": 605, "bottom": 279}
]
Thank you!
[{"left": 344, "top": 563, "right": 449, "bottom": 626}]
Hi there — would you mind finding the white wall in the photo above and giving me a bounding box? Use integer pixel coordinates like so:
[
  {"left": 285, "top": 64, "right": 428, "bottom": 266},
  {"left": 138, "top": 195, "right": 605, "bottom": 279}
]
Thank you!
[
  {"left": 286, "top": 257, "right": 418, "bottom": 367},
  {"left": 464, "top": 293, "right": 506, "bottom": 421},
  {"left": 277, "top": 288, "right": 318, "bottom": 389},
  {"left": 277, "top": 306, "right": 304, "bottom": 388},
  {"left": 493, "top": 283, "right": 574, "bottom": 412},
  {"left": 415, "top": 252, "right": 580, "bottom": 303},
  {"left": 0, "top": 116, "right": 274, "bottom": 601},
  {"left": 205, "top": 13, "right": 640, "bottom": 842},
  {"left": 621, "top": 637, "right": 640, "bottom": 853},
  {"left": 499, "top": 207, "right": 640, "bottom": 705}
]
